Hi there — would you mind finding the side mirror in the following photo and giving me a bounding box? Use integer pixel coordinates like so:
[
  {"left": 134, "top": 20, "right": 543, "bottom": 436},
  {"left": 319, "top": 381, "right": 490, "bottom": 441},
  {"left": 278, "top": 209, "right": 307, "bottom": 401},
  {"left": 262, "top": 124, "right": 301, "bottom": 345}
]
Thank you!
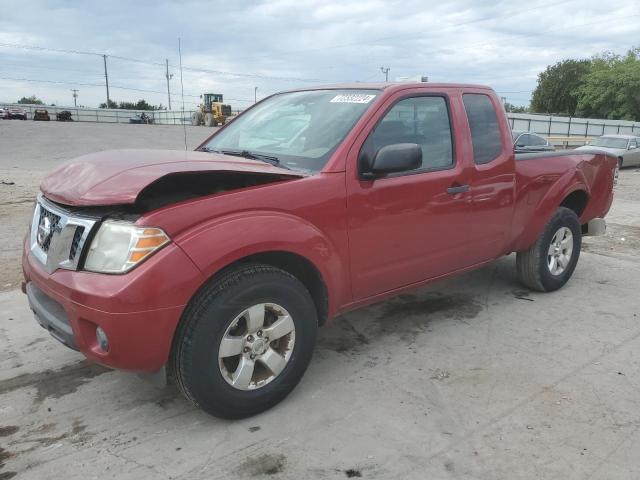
[{"left": 361, "top": 143, "right": 422, "bottom": 179}]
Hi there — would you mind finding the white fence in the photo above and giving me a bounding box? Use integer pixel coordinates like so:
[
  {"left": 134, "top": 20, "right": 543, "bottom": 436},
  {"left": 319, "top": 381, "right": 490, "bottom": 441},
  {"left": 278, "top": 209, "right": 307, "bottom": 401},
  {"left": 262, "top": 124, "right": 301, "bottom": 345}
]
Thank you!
[
  {"left": 507, "top": 113, "right": 640, "bottom": 146},
  {"left": 3, "top": 103, "right": 640, "bottom": 143},
  {"left": 1, "top": 103, "right": 196, "bottom": 125}
]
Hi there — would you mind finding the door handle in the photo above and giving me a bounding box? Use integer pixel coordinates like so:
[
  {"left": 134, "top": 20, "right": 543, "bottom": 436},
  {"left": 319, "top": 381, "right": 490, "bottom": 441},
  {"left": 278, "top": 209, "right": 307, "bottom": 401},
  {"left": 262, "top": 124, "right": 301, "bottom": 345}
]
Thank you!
[{"left": 446, "top": 184, "right": 470, "bottom": 195}]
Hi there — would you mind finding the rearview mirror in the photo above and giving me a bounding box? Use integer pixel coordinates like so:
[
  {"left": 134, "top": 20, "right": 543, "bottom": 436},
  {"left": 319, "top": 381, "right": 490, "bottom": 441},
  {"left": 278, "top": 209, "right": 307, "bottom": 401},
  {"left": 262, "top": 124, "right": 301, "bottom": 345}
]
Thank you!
[{"left": 361, "top": 143, "right": 422, "bottom": 179}]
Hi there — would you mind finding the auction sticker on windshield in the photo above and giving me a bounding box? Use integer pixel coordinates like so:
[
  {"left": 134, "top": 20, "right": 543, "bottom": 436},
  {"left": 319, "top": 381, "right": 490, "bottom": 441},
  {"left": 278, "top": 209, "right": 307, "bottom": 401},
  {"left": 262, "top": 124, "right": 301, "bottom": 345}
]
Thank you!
[{"left": 330, "top": 94, "right": 376, "bottom": 104}]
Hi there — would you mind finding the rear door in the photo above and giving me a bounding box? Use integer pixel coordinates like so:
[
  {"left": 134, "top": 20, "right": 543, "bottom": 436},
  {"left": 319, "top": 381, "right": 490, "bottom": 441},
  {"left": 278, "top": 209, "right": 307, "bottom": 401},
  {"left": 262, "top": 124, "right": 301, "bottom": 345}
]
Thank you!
[
  {"left": 462, "top": 92, "right": 516, "bottom": 262},
  {"left": 345, "top": 89, "right": 478, "bottom": 300}
]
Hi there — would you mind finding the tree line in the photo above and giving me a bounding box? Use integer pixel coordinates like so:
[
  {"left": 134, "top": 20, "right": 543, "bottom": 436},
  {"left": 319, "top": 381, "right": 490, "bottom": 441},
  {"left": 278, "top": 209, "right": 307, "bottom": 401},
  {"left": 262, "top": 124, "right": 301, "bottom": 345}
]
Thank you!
[
  {"left": 526, "top": 47, "right": 639, "bottom": 121},
  {"left": 98, "top": 99, "right": 165, "bottom": 110}
]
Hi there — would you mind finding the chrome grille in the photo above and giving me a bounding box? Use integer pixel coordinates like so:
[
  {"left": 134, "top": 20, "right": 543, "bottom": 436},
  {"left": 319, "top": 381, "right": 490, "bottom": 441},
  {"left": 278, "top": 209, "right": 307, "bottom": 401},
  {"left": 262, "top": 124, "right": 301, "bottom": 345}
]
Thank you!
[
  {"left": 37, "top": 205, "right": 61, "bottom": 252},
  {"left": 69, "top": 226, "right": 85, "bottom": 260},
  {"left": 30, "top": 194, "right": 97, "bottom": 274}
]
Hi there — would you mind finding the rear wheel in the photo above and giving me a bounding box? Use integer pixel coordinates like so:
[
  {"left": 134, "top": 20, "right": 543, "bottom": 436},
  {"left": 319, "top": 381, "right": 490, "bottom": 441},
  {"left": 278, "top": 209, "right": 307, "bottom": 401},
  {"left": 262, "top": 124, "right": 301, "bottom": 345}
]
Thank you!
[
  {"left": 516, "top": 207, "right": 581, "bottom": 292},
  {"left": 191, "top": 111, "right": 202, "bottom": 126},
  {"left": 204, "top": 113, "right": 215, "bottom": 127},
  {"left": 172, "top": 264, "right": 318, "bottom": 418}
]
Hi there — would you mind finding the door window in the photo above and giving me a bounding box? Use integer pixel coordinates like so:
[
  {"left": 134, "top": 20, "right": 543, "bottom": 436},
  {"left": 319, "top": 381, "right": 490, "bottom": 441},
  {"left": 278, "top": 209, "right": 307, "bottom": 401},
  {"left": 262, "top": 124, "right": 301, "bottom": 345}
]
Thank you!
[
  {"left": 463, "top": 94, "right": 503, "bottom": 164},
  {"left": 363, "top": 96, "right": 453, "bottom": 172}
]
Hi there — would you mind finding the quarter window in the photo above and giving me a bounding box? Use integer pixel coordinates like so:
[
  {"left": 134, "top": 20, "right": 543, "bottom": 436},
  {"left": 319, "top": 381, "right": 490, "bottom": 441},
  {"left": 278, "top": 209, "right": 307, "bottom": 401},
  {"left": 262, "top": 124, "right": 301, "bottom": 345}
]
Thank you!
[
  {"left": 364, "top": 96, "right": 453, "bottom": 172},
  {"left": 463, "top": 94, "right": 503, "bottom": 164}
]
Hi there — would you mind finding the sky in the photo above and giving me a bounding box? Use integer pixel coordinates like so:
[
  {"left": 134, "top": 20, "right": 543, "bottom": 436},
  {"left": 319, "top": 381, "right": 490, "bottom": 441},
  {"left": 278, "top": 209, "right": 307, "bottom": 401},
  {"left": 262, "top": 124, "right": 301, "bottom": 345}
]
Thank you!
[{"left": 0, "top": 0, "right": 638, "bottom": 110}]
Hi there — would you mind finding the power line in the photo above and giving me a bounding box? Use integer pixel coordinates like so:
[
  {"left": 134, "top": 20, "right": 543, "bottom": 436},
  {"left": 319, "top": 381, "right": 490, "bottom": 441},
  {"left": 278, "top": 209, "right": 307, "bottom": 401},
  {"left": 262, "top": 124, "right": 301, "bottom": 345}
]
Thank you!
[
  {"left": 0, "top": 42, "right": 102, "bottom": 56},
  {"left": 0, "top": 43, "right": 326, "bottom": 83}
]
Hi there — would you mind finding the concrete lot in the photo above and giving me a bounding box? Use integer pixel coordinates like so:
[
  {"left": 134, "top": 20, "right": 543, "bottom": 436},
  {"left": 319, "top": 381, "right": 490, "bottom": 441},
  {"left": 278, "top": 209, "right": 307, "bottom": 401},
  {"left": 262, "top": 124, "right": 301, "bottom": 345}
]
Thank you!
[{"left": 1, "top": 121, "right": 640, "bottom": 479}]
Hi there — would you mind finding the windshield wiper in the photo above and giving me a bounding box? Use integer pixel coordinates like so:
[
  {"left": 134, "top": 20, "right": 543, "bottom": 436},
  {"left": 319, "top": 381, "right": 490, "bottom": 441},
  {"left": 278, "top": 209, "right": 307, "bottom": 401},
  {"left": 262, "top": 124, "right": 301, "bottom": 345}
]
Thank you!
[{"left": 201, "top": 148, "right": 289, "bottom": 169}]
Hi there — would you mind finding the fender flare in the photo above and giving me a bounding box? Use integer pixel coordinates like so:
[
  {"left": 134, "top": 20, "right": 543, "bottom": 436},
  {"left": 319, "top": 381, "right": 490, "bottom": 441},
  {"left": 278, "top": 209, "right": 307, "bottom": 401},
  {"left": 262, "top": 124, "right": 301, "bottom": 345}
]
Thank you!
[{"left": 511, "top": 168, "right": 589, "bottom": 252}]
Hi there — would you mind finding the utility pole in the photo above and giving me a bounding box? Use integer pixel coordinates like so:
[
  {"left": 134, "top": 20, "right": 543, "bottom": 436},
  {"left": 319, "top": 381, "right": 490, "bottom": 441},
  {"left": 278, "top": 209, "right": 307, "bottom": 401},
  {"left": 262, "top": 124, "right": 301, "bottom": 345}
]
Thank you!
[
  {"left": 254, "top": 86, "right": 258, "bottom": 104},
  {"left": 103, "top": 54, "right": 111, "bottom": 107},
  {"left": 380, "top": 66, "right": 390, "bottom": 82},
  {"left": 165, "top": 58, "right": 173, "bottom": 110},
  {"left": 71, "top": 89, "right": 79, "bottom": 107}
]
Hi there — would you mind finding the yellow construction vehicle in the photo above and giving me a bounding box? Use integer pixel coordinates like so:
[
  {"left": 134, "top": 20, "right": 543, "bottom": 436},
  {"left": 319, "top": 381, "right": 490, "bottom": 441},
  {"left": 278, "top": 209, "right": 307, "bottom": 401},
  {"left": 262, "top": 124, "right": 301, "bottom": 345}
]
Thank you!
[{"left": 191, "top": 93, "right": 232, "bottom": 127}]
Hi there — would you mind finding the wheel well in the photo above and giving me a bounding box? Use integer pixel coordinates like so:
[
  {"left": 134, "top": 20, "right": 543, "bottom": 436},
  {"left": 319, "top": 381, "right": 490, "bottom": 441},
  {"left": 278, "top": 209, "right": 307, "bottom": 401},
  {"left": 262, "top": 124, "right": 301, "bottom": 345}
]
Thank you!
[
  {"left": 560, "top": 190, "right": 588, "bottom": 217},
  {"left": 230, "top": 251, "right": 329, "bottom": 326}
]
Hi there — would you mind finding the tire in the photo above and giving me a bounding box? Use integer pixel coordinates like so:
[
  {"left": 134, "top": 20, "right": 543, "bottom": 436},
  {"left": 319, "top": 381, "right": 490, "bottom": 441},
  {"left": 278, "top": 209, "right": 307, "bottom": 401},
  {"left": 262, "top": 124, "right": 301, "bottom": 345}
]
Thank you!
[
  {"left": 204, "top": 113, "right": 215, "bottom": 127},
  {"left": 172, "top": 263, "right": 318, "bottom": 419},
  {"left": 618, "top": 157, "right": 623, "bottom": 168},
  {"left": 191, "top": 111, "right": 202, "bottom": 126},
  {"left": 516, "top": 207, "right": 581, "bottom": 292}
]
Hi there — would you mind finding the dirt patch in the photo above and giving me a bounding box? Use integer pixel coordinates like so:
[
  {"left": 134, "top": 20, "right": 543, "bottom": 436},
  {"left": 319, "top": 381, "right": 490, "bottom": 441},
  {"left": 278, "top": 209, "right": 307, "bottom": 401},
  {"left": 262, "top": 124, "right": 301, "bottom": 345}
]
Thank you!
[
  {"left": 237, "top": 453, "right": 286, "bottom": 476},
  {"left": 0, "top": 447, "right": 13, "bottom": 465},
  {"left": 0, "top": 427, "right": 19, "bottom": 437},
  {"left": 25, "top": 338, "right": 47, "bottom": 348},
  {"left": 344, "top": 468, "right": 363, "bottom": 477},
  {"left": 378, "top": 292, "right": 483, "bottom": 321},
  {"left": 317, "top": 318, "right": 371, "bottom": 354},
  {"left": 0, "top": 446, "right": 16, "bottom": 480},
  {"left": 319, "top": 292, "right": 483, "bottom": 354},
  {"left": 0, "top": 360, "right": 109, "bottom": 405},
  {"left": 15, "top": 419, "right": 89, "bottom": 449}
]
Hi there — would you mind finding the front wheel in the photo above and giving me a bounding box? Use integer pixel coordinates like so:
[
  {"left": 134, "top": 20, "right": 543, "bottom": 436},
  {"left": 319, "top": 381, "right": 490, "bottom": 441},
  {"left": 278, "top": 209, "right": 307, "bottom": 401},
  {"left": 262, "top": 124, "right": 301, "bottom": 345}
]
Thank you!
[
  {"left": 172, "top": 264, "right": 318, "bottom": 418},
  {"left": 516, "top": 207, "right": 582, "bottom": 292}
]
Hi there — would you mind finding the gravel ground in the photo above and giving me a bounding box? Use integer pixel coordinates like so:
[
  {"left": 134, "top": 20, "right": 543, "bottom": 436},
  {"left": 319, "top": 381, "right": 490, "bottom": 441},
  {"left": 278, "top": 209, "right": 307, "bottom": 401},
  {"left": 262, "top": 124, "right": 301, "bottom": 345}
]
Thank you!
[{"left": 1, "top": 121, "right": 640, "bottom": 479}]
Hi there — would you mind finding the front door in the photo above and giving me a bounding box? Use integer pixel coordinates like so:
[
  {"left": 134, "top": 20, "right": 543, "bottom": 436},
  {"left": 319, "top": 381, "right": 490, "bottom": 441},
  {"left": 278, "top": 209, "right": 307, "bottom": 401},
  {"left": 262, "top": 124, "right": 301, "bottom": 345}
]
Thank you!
[{"left": 346, "top": 93, "right": 477, "bottom": 300}]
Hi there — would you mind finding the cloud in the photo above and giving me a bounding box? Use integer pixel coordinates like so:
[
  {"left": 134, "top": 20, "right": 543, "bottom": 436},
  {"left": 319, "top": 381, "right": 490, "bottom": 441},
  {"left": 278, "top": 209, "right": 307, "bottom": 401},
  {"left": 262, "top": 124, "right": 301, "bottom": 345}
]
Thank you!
[{"left": 0, "top": 0, "right": 637, "bottom": 108}]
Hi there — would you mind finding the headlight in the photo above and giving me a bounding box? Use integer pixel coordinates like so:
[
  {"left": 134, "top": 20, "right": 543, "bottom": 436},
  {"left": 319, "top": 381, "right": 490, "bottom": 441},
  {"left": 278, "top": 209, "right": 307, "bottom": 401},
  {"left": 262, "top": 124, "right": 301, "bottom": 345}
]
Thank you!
[{"left": 84, "top": 221, "right": 170, "bottom": 274}]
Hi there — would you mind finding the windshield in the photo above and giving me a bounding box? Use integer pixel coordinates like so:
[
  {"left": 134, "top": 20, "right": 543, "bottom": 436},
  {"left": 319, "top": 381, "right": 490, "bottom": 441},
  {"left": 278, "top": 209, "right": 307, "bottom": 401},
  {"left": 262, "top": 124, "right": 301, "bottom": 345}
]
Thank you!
[
  {"left": 201, "top": 89, "right": 379, "bottom": 172},
  {"left": 589, "top": 137, "right": 628, "bottom": 149}
]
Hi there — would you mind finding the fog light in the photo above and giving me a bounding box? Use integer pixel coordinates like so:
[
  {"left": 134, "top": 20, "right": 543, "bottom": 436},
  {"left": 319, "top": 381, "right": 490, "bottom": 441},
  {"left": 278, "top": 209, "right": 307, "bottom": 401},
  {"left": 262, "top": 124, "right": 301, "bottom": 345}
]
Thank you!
[{"left": 96, "top": 327, "right": 109, "bottom": 351}]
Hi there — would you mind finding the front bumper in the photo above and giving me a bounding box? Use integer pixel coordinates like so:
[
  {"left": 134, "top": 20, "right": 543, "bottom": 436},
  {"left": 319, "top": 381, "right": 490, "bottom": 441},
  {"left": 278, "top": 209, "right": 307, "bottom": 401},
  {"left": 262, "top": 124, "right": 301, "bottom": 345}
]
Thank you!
[{"left": 22, "top": 239, "right": 205, "bottom": 373}]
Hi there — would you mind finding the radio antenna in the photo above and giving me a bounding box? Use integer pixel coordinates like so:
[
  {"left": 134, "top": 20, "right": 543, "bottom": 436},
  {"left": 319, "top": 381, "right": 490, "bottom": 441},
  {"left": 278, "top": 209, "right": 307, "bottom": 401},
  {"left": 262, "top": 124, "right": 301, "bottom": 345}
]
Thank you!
[{"left": 178, "top": 37, "right": 187, "bottom": 151}]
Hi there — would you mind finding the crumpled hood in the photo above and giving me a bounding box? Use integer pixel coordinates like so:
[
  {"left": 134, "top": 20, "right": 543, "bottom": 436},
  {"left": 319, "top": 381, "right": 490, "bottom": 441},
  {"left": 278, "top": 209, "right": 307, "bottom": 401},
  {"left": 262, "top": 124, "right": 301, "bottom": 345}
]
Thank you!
[{"left": 40, "top": 149, "right": 305, "bottom": 206}]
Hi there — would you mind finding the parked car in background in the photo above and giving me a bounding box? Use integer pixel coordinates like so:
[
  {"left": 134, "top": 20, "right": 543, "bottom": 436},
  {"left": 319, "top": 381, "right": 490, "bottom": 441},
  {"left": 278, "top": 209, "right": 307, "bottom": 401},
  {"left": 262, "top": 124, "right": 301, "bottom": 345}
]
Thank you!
[
  {"left": 0, "top": 107, "right": 6, "bottom": 118},
  {"left": 33, "top": 109, "right": 50, "bottom": 121},
  {"left": 6, "top": 107, "right": 28, "bottom": 120},
  {"left": 24, "top": 83, "right": 617, "bottom": 419},
  {"left": 576, "top": 135, "right": 640, "bottom": 167},
  {"left": 512, "top": 131, "right": 555, "bottom": 153},
  {"left": 56, "top": 110, "right": 74, "bottom": 121},
  {"left": 129, "top": 112, "right": 154, "bottom": 124}
]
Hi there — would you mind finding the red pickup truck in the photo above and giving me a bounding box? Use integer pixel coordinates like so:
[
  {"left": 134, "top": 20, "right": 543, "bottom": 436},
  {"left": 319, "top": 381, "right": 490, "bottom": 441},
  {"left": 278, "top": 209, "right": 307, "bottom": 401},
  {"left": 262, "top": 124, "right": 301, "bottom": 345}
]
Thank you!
[{"left": 23, "top": 83, "right": 616, "bottom": 418}]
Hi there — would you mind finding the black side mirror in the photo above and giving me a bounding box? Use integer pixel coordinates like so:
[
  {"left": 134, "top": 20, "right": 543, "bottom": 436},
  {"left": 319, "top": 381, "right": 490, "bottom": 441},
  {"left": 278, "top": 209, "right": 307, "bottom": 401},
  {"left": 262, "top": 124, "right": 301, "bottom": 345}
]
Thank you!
[{"left": 360, "top": 143, "right": 422, "bottom": 179}]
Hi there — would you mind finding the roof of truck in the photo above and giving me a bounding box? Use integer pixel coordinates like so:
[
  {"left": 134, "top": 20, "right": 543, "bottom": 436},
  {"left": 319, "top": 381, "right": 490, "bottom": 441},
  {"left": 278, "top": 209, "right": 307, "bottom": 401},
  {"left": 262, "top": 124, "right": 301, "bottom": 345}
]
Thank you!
[{"left": 283, "top": 82, "right": 494, "bottom": 92}]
